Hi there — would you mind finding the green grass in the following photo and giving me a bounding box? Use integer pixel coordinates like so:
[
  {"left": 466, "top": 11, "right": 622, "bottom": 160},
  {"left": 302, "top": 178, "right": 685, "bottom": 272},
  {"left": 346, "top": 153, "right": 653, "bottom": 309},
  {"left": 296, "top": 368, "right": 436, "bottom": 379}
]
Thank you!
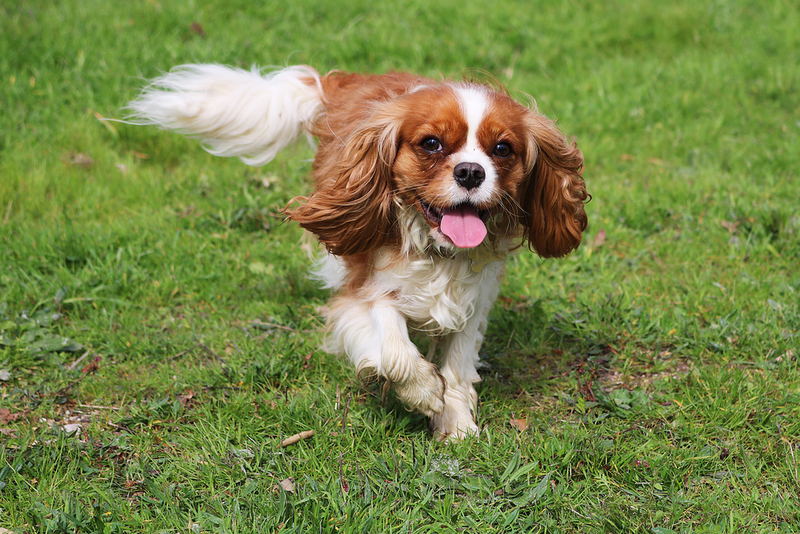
[{"left": 1, "top": 0, "right": 799, "bottom": 532}]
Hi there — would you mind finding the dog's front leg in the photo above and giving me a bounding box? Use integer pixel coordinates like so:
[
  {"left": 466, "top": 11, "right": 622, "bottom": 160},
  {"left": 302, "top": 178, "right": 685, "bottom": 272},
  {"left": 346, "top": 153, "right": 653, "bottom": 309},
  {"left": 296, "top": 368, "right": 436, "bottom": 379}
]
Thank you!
[
  {"left": 327, "top": 297, "right": 445, "bottom": 417},
  {"left": 429, "top": 329, "right": 483, "bottom": 440},
  {"left": 429, "top": 276, "right": 500, "bottom": 441}
]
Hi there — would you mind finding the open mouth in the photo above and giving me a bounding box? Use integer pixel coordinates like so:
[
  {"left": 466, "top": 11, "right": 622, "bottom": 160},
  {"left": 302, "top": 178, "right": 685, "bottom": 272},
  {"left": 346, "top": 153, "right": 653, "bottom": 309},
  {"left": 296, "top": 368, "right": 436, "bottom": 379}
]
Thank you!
[
  {"left": 419, "top": 198, "right": 492, "bottom": 249},
  {"left": 419, "top": 199, "right": 491, "bottom": 226}
]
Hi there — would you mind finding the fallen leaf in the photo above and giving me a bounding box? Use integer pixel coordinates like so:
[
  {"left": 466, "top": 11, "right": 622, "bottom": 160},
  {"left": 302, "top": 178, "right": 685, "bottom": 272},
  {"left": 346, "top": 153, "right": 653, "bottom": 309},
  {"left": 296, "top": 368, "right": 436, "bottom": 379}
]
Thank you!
[
  {"left": 510, "top": 417, "right": 528, "bottom": 432},
  {"left": 179, "top": 390, "right": 195, "bottom": 408},
  {"left": 0, "top": 408, "right": 23, "bottom": 424}
]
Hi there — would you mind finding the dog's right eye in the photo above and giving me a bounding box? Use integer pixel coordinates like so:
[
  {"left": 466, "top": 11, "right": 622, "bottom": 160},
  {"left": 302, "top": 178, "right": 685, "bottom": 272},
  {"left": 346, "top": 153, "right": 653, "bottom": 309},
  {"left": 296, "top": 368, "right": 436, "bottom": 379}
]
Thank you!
[{"left": 421, "top": 138, "right": 442, "bottom": 153}]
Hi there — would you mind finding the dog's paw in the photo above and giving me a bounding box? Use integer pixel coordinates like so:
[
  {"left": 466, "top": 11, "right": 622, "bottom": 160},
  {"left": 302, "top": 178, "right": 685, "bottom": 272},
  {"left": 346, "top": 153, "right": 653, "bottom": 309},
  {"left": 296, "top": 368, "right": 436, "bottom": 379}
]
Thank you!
[
  {"left": 429, "top": 386, "right": 480, "bottom": 441},
  {"left": 430, "top": 410, "right": 480, "bottom": 442},
  {"left": 393, "top": 359, "right": 445, "bottom": 417}
]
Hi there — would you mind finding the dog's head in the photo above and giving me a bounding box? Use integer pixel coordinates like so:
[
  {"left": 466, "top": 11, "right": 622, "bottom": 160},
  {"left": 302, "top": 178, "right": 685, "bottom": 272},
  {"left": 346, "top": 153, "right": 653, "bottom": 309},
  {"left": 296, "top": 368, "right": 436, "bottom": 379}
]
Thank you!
[{"left": 290, "top": 81, "right": 588, "bottom": 258}]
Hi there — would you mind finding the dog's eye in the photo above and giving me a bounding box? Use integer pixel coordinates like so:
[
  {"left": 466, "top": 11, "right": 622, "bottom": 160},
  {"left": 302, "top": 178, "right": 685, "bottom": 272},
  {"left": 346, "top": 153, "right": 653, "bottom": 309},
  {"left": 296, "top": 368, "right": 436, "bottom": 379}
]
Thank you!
[
  {"left": 493, "top": 142, "right": 512, "bottom": 158},
  {"left": 421, "top": 137, "right": 442, "bottom": 153}
]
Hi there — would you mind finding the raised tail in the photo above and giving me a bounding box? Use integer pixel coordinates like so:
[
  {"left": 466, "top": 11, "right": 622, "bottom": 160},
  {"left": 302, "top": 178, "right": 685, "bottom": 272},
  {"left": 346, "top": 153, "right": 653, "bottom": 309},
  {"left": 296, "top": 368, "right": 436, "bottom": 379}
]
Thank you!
[{"left": 126, "top": 64, "right": 325, "bottom": 166}]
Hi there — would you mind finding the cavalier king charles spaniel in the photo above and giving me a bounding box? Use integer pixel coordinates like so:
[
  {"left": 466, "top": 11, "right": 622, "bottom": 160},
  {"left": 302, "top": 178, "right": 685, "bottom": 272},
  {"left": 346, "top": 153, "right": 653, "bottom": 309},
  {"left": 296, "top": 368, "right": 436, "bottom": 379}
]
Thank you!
[{"left": 128, "top": 65, "right": 588, "bottom": 440}]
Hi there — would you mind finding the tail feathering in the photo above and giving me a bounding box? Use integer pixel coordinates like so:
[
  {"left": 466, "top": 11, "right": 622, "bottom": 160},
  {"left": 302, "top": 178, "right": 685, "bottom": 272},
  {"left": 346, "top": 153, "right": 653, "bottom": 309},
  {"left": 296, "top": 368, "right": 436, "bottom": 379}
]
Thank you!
[{"left": 126, "top": 64, "right": 325, "bottom": 166}]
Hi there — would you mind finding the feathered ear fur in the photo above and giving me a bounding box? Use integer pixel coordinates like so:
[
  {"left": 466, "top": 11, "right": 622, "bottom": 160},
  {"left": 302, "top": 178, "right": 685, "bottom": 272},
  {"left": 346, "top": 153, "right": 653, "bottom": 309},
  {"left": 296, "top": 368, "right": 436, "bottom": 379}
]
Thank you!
[
  {"left": 520, "top": 113, "right": 588, "bottom": 258},
  {"left": 287, "top": 108, "right": 402, "bottom": 257}
]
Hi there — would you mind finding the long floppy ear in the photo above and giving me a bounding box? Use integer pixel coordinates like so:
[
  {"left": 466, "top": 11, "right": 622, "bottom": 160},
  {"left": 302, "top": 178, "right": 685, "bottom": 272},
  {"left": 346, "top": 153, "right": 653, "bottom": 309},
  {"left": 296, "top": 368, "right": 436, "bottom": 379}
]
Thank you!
[
  {"left": 520, "top": 113, "right": 588, "bottom": 258},
  {"left": 287, "top": 111, "right": 401, "bottom": 257}
]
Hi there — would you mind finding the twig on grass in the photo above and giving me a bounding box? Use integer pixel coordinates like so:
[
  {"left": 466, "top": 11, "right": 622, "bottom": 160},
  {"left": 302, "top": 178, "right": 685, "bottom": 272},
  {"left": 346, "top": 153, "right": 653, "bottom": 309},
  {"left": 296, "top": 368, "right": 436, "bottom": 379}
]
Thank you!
[
  {"left": 66, "top": 350, "right": 91, "bottom": 371},
  {"left": 256, "top": 321, "right": 297, "bottom": 332},
  {"left": 281, "top": 430, "right": 315, "bottom": 448},
  {"left": 164, "top": 344, "right": 200, "bottom": 364},
  {"left": 78, "top": 404, "right": 121, "bottom": 411},
  {"left": 199, "top": 343, "right": 225, "bottom": 362},
  {"left": 55, "top": 378, "right": 84, "bottom": 397},
  {"left": 105, "top": 420, "right": 129, "bottom": 432},
  {"left": 505, "top": 326, "right": 516, "bottom": 349}
]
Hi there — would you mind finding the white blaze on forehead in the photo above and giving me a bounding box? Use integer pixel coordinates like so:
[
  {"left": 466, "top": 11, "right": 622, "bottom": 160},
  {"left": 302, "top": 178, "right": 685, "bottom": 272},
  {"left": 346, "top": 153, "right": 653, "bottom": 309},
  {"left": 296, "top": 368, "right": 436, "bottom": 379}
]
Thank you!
[
  {"left": 450, "top": 85, "right": 497, "bottom": 205},
  {"left": 454, "top": 85, "right": 489, "bottom": 150}
]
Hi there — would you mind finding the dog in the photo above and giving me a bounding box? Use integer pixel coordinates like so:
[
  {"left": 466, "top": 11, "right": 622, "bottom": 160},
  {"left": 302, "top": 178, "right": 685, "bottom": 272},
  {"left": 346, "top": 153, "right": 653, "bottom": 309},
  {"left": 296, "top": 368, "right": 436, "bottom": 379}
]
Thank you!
[{"left": 127, "top": 65, "right": 588, "bottom": 440}]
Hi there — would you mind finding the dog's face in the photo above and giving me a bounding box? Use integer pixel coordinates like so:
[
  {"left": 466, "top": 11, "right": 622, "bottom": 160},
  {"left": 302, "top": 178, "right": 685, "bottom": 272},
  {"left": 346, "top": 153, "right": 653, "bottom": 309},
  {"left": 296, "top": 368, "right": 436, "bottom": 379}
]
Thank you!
[
  {"left": 392, "top": 85, "right": 534, "bottom": 249},
  {"left": 291, "top": 80, "right": 587, "bottom": 258}
]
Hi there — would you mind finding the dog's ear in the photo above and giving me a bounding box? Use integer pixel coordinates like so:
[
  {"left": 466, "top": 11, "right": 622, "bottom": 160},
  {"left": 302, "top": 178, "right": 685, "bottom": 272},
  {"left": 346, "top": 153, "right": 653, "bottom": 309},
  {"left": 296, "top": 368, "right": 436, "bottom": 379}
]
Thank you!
[
  {"left": 519, "top": 113, "right": 588, "bottom": 258},
  {"left": 288, "top": 109, "right": 401, "bottom": 257}
]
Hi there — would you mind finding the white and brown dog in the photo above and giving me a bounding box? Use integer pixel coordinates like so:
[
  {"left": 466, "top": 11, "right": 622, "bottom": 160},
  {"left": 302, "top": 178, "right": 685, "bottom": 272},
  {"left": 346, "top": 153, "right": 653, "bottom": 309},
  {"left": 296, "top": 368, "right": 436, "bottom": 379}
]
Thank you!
[{"left": 128, "top": 65, "right": 588, "bottom": 440}]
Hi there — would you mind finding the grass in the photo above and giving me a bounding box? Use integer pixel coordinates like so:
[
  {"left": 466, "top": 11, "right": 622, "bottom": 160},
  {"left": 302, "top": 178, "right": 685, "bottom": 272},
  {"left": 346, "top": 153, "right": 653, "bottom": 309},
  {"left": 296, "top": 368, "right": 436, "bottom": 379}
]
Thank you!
[{"left": 1, "top": 0, "right": 799, "bottom": 532}]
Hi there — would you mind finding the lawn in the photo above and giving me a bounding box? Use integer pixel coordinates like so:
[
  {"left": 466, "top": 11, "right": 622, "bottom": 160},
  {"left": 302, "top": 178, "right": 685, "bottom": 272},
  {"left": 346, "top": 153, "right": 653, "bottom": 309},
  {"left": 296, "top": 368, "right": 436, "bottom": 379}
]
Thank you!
[{"left": 1, "top": 0, "right": 799, "bottom": 532}]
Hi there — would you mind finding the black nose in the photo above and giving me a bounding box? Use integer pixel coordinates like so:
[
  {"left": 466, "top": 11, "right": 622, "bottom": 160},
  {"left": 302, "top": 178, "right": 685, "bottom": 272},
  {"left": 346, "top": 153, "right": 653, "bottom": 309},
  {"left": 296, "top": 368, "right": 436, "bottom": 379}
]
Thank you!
[{"left": 453, "top": 162, "right": 486, "bottom": 191}]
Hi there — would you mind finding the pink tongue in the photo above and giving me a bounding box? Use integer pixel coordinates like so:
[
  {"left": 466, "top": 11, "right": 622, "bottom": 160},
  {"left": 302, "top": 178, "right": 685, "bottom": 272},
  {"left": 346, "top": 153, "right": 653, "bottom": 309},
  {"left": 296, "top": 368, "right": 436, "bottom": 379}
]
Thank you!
[{"left": 440, "top": 205, "right": 487, "bottom": 248}]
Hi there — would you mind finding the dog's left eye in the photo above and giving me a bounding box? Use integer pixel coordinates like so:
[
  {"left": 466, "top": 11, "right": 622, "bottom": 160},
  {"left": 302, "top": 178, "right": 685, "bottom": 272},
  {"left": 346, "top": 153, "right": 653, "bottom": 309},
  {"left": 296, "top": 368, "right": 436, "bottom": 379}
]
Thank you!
[
  {"left": 421, "top": 138, "right": 442, "bottom": 153},
  {"left": 493, "top": 142, "right": 512, "bottom": 158}
]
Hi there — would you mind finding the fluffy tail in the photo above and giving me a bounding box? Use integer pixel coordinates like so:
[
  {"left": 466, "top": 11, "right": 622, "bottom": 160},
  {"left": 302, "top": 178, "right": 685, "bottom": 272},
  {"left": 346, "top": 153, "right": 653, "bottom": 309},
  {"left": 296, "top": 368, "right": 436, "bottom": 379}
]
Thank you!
[{"left": 126, "top": 64, "right": 325, "bottom": 166}]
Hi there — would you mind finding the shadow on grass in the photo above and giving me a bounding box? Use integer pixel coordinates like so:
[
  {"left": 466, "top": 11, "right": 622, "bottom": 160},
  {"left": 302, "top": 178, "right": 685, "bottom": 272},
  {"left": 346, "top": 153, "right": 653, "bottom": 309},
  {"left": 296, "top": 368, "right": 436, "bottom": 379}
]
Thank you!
[{"left": 480, "top": 297, "right": 617, "bottom": 402}]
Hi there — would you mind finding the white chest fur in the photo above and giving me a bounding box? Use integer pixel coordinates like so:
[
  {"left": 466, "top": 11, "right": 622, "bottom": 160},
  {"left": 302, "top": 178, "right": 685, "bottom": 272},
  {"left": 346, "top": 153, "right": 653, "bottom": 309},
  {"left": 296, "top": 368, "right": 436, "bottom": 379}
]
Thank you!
[{"left": 316, "top": 250, "right": 505, "bottom": 336}]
